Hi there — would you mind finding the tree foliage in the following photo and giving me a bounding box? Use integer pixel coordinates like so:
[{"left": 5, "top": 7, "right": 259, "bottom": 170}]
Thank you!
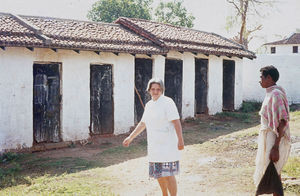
[
  {"left": 87, "top": 0, "right": 153, "bottom": 23},
  {"left": 87, "top": 0, "right": 195, "bottom": 28},
  {"left": 154, "top": 0, "right": 195, "bottom": 28},
  {"left": 226, "top": 0, "right": 276, "bottom": 48}
]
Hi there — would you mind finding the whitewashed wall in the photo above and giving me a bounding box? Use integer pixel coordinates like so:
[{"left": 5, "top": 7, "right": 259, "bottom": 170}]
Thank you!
[
  {"left": 233, "top": 57, "right": 244, "bottom": 110},
  {"left": 207, "top": 56, "right": 223, "bottom": 114},
  {"left": 0, "top": 47, "right": 246, "bottom": 150},
  {"left": 266, "top": 44, "right": 300, "bottom": 55},
  {"left": 0, "top": 47, "right": 135, "bottom": 150},
  {"left": 243, "top": 54, "right": 300, "bottom": 104},
  {"left": 0, "top": 47, "right": 34, "bottom": 150},
  {"left": 182, "top": 52, "right": 195, "bottom": 119},
  {"left": 152, "top": 55, "right": 165, "bottom": 82},
  {"left": 113, "top": 53, "right": 135, "bottom": 134}
]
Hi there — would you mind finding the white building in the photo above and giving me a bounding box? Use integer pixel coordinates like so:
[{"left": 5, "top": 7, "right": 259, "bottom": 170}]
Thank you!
[
  {"left": 0, "top": 13, "right": 255, "bottom": 151},
  {"left": 243, "top": 33, "right": 300, "bottom": 103}
]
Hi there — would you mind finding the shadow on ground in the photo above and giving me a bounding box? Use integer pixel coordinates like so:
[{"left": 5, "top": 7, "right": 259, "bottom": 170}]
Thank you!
[{"left": 0, "top": 111, "right": 260, "bottom": 189}]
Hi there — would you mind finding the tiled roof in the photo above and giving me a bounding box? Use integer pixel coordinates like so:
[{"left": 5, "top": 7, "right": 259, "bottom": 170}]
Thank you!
[
  {"left": 0, "top": 13, "right": 256, "bottom": 58},
  {"left": 265, "top": 33, "right": 300, "bottom": 45},
  {"left": 0, "top": 13, "right": 166, "bottom": 54},
  {"left": 115, "top": 17, "right": 256, "bottom": 59}
]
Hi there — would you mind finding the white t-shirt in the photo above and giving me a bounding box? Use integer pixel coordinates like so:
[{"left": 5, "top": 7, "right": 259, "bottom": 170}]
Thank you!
[{"left": 141, "top": 95, "right": 180, "bottom": 162}]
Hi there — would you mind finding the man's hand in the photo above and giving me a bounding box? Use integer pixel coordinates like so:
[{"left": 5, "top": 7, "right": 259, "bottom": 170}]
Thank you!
[
  {"left": 270, "top": 119, "right": 286, "bottom": 162},
  {"left": 270, "top": 146, "right": 279, "bottom": 162}
]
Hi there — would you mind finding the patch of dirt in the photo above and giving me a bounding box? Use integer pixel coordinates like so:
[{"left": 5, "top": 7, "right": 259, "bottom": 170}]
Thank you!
[{"left": 27, "top": 112, "right": 299, "bottom": 196}]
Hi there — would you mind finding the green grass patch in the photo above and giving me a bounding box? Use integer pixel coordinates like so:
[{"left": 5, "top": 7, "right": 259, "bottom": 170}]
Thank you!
[
  {"left": 283, "top": 156, "right": 300, "bottom": 178},
  {"left": 41, "top": 157, "right": 91, "bottom": 169},
  {"left": 215, "top": 111, "right": 252, "bottom": 122},
  {"left": 291, "top": 110, "right": 300, "bottom": 117},
  {"left": 0, "top": 162, "right": 23, "bottom": 188},
  {"left": 282, "top": 157, "right": 300, "bottom": 196},
  {"left": 0, "top": 170, "right": 115, "bottom": 195},
  {"left": 239, "top": 101, "right": 261, "bottom": 113},
  {"left": 0, "top": 152, "right": 26, "bottom": 188},
  {"left": 0, "top": 152, "right": 116, "bottom": 194},
  {"left": 290, "top": 104, "right": 300, "bottom": 112},
  {"left": 0, "top": 152, "right": 25, "bottom": 163}
]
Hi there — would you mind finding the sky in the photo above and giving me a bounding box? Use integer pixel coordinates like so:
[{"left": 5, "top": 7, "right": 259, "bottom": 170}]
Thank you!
[{"left": 0, "top": 0, "right": 299, "bottom": 51}]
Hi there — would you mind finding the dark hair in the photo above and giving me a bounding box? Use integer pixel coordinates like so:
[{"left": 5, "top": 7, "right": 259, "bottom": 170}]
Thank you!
[{"left": 260, "top": 65, "right": 279, "bottom": 82}]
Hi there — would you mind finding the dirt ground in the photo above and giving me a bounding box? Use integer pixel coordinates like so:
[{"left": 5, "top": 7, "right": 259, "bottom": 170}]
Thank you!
[{"left": 29, "top": 113, "right": 300, "bottom": 196}]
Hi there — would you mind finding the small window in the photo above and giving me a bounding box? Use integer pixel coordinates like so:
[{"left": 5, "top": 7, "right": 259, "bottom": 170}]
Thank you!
[
  {"left": 293, "top": 46, "right": 298, "bottom": 53},
  {"left": 271, "top": 47, "right": 276, "bottom": 54}
]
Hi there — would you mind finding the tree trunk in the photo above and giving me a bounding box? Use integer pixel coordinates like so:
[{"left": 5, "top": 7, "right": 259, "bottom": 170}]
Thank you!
[{"left": 239, "top": 0, "right": 248, "bottom": 46}]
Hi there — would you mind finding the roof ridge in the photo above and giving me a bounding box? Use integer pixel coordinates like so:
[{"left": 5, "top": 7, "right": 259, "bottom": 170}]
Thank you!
[
  {"left": 264, "top": 32, "right": 300, "bottom": 45},
  {"left": 20, "top": 14, "right": 119, "bottom": 26},
  {"left": 115, "top": 17, "right": 166, "bottom": 47},
  {"left": 115, "top": 17, "right": 253, "bottom": 51},
  {"left": 9, "top": 13, "right": 52, "bottom": 44},
  {"left": 284, "top": 32, "right": 296, "bottom": 44},
  {"left": 123, "top": 17, "right": 217, "bottom": 35},
  {"left": 126, "top": 17, "right": 185, "bottom": 29},
  {"left": 0, "top": 12, "right": 11, "bottom": 16},
  {"left": 0, "top": 12, "right": 122, "bottom": 27},
  {"left": 163, "top": 38, "right": 249, "bottom": 51},
  {"left": 210, "top": 32, "right": 255, "bottom": 55}
]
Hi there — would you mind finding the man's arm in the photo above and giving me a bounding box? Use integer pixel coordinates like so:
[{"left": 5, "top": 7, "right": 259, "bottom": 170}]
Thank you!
[{"left": 270, "top": 119, "right": 286, "bottom": 162}]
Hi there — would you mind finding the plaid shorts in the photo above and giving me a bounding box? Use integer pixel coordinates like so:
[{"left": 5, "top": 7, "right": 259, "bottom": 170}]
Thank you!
[{"left": 149, "top": 161, "right": 179, "bottom": 179}]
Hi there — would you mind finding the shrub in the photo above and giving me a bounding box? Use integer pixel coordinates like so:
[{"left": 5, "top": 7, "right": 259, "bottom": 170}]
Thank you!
[
  {"left": 0, "top": 152, "right": 21, "bottom": 163},
  {"left": 239, "top": 101, "right": 262, "bottom": 113}
]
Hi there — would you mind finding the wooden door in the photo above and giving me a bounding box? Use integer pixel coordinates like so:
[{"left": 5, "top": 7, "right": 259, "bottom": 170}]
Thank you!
[
  {"left": 90, "top": 65, "right": 114, "bottom": 135},
  {"left": 33, "top": 63, "right": 61, "bottom": 143},
  {"left": 195, "top": 58, "right": 208, "bottom": 114},
  {"left": 134, "top": 58, "right": 152, "bottom": 123},
  {"left": 164, "top": 59, "right": 183, "bottom": 116},
  {"left": 223, "top": 60, "right": 235, "bottom": 111}
]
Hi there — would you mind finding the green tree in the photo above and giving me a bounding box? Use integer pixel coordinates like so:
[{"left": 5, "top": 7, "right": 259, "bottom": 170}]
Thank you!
[
  {"left": 87, "top": 0, "right": 153, "bottom": 23},
  {"left": 154, "top": 0, "right": 195, "bottom": 28},
  {"left": 226, "top": 0, "right": 276, "bottom": 48}
]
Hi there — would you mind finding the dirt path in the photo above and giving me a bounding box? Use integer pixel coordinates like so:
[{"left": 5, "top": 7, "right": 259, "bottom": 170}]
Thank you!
[
  {"left": 102, "top": 135, "right": 255, "bottom": 195},
  {"left": 107, "top": 135, "right": 299, "bottom": 196},
  {"left": 29, "top": 112, "right": 300, "bottom": 196}
]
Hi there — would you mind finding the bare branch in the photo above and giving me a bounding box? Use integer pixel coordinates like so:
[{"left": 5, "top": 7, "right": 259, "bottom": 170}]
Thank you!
[
  {"left": 227, "top": 0, "right": 242, "bottom": 15},
  {"left": 226, "top": 0, "right": 275, "bottom": 47},
  {"left": 247, "top": 24, "right": 263, "bottom": 34}
]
